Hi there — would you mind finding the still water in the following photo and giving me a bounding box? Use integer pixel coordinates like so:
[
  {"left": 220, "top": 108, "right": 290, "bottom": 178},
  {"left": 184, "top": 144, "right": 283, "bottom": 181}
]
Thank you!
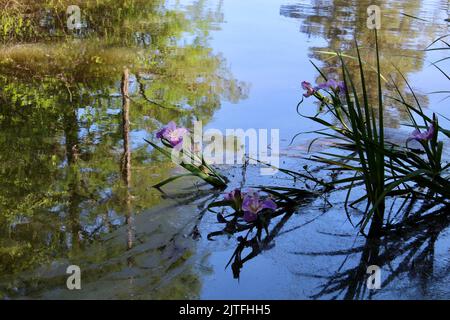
[{"left": 0, "top": 0, "right": 449, "bottom": 299}]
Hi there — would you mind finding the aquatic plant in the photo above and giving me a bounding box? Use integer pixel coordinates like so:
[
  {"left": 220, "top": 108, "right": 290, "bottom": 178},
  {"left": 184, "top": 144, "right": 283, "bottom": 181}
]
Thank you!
[
  {"left": 294, "top": 31, "right": 450, "bottom": 237},
  {"left": 145, "top": 121, "right": 228, "bottom": 189},
  {"left": 301, "top": 81, "right": 316, "bottom": 97},
  {"left": 207, "top": 187, "right": 315, "bottom": 278},
  {"left": 155, "top": 121, "right": 189, "bottom": 149},
  {"left": 407, "top": 123, "right": 435, "bottom": 143},
  {"left": 213, "top": 189, "right": 277, "bottom": 223},
  {"left": 242, "top": 192, "right": 277, "bottom": 222}
]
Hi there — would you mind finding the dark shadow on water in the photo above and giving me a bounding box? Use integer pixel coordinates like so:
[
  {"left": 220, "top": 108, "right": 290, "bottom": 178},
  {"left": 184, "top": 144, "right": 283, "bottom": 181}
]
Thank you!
[{"left": 293, "top": 205, "right": 450, "bottom": 299}]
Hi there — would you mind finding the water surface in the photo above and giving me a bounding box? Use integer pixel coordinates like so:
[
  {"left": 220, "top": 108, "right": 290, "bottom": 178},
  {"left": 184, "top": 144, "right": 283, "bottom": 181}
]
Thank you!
[{"left": 0, "top": 0, "right": 449, "bottom": 299}]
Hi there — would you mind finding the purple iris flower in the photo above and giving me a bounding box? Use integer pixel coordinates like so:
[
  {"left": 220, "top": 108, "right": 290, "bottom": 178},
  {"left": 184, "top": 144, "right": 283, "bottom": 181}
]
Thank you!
[
  {"left": 407, "top": 124, "right": 435, "bottom": 143},
  {"left": 301, "top": 81, "right": 316, "bottom": 98},
  {"left": 156, "top": 121, "right": 189, "bottom": 149},
  {"left": 224, "top": 188, "right": 241, "bottom": 208},
  {"left": 224, "top": 188, "right": 242, "bottom": 202},
  {"left": 337, "top": 81, "right": 346, "bottom": 92},
  {"left": 241, "top": 193, "right": 277, "bottom": 222},
  {"left": 316, "top": 79, "right": 346, "bottom": 92}
]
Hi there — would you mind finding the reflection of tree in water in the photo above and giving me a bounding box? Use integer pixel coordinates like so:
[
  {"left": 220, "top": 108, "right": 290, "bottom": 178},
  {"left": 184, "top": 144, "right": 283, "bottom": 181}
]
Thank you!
[
  {"left": 292, "top": 204, "right": 450, "bottom": 300},
  {"left": 280, "top": 0, "right": 448, "bottom": 127},
  {"left": 0, "top": 0, "right": 247, "bottom": 298}
]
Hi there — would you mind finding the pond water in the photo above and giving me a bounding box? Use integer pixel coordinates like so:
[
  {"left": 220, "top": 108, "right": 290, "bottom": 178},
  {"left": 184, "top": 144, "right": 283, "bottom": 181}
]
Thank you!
[{"left": 0, "top": 0, "right": 449, "bottom": 299}]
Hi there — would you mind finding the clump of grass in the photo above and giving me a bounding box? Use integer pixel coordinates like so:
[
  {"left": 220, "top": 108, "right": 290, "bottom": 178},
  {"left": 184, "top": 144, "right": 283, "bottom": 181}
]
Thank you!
[{"left": 295, "top": 31, "right": 450, "bottom": 237}]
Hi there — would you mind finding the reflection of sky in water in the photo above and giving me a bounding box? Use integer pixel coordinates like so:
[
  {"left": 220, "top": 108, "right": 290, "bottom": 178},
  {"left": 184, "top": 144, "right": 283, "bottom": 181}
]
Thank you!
[
  {"left": 1, "top": 0, "right": 449, "bottom": 299},
  {"left": 202, "top": 0, "right": 449, "bottom": 150},
  {"left": 207, "top": 0, "right": 317, "bottom": 145}
]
